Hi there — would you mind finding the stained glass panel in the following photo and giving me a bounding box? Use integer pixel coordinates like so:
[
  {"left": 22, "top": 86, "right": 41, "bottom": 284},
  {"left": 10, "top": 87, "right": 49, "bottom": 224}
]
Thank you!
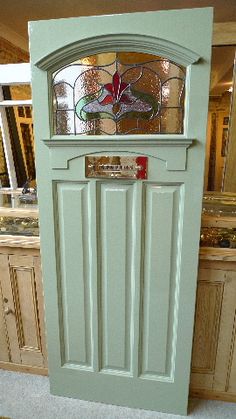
[{"left": 52, "top": 52, "right": 186, "bottom": 135}]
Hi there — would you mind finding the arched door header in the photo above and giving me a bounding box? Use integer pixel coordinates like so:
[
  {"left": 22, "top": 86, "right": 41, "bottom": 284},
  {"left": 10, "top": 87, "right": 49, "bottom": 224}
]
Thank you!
[{"left": 35, "top": 33, "right": 201, "bottom": 71}]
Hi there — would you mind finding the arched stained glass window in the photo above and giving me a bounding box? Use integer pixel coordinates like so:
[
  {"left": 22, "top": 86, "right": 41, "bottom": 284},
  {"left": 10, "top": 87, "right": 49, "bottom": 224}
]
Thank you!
[{"left": 52, "top": 52, "right": 186, "bottom": 135}]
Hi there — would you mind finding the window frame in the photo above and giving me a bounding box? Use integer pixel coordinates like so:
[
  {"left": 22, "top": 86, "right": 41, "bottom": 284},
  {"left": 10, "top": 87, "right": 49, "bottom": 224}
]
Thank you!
[{"left": 0, "top": 63, "right": 31, "bottom": 190}]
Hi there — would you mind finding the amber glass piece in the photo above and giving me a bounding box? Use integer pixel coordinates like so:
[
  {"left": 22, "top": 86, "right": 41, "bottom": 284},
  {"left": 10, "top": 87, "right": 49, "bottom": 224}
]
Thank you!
[{"left": 160, "top": 108, "right": 184, "bottom": 134}]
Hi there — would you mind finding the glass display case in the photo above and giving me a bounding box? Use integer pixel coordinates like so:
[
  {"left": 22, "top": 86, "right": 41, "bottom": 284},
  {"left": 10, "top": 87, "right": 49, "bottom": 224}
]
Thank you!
[
  {"left": 0, "top": 190, "right": 235, "bottom": 242},
  {"left": 0, "top": 189, "right": 39, "bottom": 236},
  {"left": 201, "top": 192, "right": 236, "bottom": 248}
]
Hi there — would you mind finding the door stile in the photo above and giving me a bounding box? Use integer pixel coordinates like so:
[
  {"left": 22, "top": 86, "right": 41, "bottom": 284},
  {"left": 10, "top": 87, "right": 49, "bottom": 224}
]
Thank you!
[
  {"left": 89, "top": 179, "right": 99, "bottom": 372},
  {"left": 130, "top": 181, "right": 143, "bottom": 378}
]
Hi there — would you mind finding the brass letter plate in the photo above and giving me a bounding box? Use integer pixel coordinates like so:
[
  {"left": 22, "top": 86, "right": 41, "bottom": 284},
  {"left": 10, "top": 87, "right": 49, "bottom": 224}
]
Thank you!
[{"left": 85, "top": 156, "right": 148, "bottom": 179}]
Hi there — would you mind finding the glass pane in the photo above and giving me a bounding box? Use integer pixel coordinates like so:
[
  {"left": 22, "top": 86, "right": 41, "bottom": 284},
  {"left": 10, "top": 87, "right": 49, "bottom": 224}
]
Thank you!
[
  {"left": 52, "top": 52, "right": 186, "bottom": 135},
  {"left": 0, "top": 191, "right": 37, "bottom": 208},
  {"left": 160, "top": 108, "right": 183, "bottom": 134},
  {"left": 0, "top": 85, "right": 35, "bottom": 189},
  {"left": 0, "top": 216, "right": 39, "bottom": 236}
]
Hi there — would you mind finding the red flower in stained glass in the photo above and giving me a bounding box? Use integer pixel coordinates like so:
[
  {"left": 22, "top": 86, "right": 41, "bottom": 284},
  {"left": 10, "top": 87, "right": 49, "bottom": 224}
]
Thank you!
[{"left": 99, "top": 71, "right": 133, "bottom": 105}]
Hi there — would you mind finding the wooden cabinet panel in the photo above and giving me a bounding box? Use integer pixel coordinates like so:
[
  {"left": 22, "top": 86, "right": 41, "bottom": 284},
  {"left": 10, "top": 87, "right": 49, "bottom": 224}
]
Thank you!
[
  {"left": 0, "top": 249, "right": 47, "bottom": 374},
  {"left": 213, "top": 270, "right": 236, "bottom": 392},
  {"left": 190, "top": 261, "right": 236, "bottom": 401},
  {"left": 0, "top": 275, "right": 10, "bottom": 362},
  {"left": 33, "top": 255, "right": 47, "bottom": 368},
  {"left": 191, "top": 278, "right": 223, "bottom": 374},
  {"left": 0, "top": 253, "right": 21, "bottom": 364},
  {"left": 228, "top": 326, "right": 236, "bottom": 393}
]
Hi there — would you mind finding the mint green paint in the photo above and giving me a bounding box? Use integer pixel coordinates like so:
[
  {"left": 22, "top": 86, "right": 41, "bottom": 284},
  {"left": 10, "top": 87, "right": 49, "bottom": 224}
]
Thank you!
[
  {"left": 99, "top": 183, "right": 133, "bottom": 372},
  {"left": 29, "top": 8, "right": 213, "bottom": 415},
  {"left": 57, "top": 182, "right": 92, "bottom": 366},
  {"left": 141, "top": 185, "right": 181, "bottom": 377}
]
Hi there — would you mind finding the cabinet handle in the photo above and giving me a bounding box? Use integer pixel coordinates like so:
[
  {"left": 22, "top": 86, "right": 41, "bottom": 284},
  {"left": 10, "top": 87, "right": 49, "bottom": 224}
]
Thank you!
[{"left": 4, "top": 306, "right": 13, "bottom": 315}]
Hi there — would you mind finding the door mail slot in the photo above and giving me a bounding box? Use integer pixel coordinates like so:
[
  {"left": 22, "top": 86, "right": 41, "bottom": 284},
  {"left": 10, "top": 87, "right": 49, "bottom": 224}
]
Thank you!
[{"left": 85, "top": 156, "right": 148, "bottom": 179}]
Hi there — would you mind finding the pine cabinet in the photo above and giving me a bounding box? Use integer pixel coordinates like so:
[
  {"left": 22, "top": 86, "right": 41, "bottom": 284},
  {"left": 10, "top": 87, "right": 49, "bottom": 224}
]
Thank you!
[
  {"left": 190, "top": 252, "right": 236, "bottom": 402},
  {"left": 0, "top": 240, "right": 236, "bottom": 397},
  {"left": 0, "top": 246, "right": 47, "bottom": 375}
]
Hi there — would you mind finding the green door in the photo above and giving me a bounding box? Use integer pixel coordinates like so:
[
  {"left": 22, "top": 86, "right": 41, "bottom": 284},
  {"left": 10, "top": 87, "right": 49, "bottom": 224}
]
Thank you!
[{"left": 29, "top": 8, "right": 213, "bottom": 415}]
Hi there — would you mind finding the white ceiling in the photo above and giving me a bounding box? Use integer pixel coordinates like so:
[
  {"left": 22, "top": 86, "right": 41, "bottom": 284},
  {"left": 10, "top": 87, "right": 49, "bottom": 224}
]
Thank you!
[{"left": 1, "top": 0, "right": 236, "bottom": 42}]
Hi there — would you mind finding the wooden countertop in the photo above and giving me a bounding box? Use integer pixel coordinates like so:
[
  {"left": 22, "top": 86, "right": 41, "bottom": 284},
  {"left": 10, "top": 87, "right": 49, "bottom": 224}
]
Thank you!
[
  {"left": 201, "top": 214, "right": 236, "bottom": 228},
  {"left": 0, "top": 207, "right": 38, "bottom": 218},
  {"left": 0, "top": 235, "right": 40, "bottom": 249},
  {"left": 199, "top": 247, "right": 236, "bottom": 262}
]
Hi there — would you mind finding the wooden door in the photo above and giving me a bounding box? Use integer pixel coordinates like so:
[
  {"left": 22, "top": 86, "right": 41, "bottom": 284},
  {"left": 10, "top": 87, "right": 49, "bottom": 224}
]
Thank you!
[
  {"left": 29, "top": 8, "right": 213, "bottom": 414},
  {"left": 191, "top": 261, "right": 236, "bottom": 400},
  {"left": 0, "top": 252, "right": 47, "bottom": 368}
]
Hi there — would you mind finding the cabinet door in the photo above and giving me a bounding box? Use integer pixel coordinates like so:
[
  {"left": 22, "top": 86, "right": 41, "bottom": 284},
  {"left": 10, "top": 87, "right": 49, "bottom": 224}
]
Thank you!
[
  {"left": 190, "top": 265, "right": 236, "bottom": 396},
  {"left": 0, "top": 264, "right": 10, "bottom": 362},
  {"left": 0, "top": 253, "right": 47, "bottom": 368}
]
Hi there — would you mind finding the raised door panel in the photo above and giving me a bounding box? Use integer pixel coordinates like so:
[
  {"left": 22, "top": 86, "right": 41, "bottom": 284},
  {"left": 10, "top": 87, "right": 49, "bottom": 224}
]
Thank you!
[
  {"left": 8, "top": 254, "right": 46, "bottom": 367},
  {"left": 98, "top": 182, "right": 135, "bottom": 374},
  {"left": 0, "top": 253, "right": 46, "bottom": 368},
  {"left": 213, "top": 270, "right": 236, "bottom": 392},
  {"left": 190, "top": 266, "right": 236, "bottom": 395},
  {"left": 139, "top": 184, "right": 182, "bottom": 379},
  {"left": 0, "top": 253, "right": 21, "bottom": 364},
  {"left": 191, "top": 274, "right": 224, "bottom": 390},
  {"left": 56, "top": 181, "right": 93, "bottom": 368}
]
